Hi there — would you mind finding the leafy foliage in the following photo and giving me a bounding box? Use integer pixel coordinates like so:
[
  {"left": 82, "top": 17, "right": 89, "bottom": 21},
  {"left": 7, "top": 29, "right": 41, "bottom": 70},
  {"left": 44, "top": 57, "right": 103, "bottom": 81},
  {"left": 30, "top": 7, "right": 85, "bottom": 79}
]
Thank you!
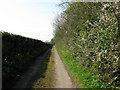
[{"left": 53, "top": 2, "right": 120, "bottom": 88}]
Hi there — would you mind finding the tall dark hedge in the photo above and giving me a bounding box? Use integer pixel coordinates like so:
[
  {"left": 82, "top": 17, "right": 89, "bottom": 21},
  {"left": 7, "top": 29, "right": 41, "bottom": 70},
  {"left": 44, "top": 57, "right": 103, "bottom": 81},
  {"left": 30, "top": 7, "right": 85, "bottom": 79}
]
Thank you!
[{"left": 2, "top": 31, "right": 52, "bottom": 83}]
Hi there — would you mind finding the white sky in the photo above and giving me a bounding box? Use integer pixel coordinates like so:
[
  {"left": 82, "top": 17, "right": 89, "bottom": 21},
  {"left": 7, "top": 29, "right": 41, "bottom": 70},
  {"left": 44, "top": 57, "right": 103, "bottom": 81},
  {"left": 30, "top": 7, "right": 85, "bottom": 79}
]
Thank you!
[{"left": 0, "top": 0, "right": 62, "bottom": 42}]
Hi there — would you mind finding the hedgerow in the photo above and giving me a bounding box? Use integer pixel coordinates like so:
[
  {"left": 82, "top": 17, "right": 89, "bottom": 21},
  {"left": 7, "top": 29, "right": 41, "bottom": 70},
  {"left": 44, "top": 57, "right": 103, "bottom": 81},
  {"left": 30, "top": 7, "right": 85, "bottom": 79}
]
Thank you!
[
  {"left": 2, "top": 31, "right": 52, "bottom": 87},
  {"left": 53, "top": 2, "right": 119, "bottom": 88}
]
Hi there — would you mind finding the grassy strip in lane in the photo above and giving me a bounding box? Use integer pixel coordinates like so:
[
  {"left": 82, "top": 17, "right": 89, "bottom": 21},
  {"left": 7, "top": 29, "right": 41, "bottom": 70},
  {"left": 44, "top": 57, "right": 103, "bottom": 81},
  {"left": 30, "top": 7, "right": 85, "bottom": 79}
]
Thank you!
[{"left": 32, "top": 49, "right": 55, "bottom": 88}]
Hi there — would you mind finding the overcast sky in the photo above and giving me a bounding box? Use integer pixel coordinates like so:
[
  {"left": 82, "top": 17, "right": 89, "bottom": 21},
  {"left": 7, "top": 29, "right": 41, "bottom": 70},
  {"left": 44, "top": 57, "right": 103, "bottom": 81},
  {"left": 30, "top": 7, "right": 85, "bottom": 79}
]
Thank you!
[{"left": 0, "top": 0, "right": 63, "bottom": 41}]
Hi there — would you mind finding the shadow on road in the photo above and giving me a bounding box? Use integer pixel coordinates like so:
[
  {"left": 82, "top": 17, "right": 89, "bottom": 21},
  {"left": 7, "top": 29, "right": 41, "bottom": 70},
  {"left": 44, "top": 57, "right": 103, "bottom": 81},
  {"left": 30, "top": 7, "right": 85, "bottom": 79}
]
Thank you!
[
  {"left": 29, "top": 48, "right": 53, "bottom": 88},
  {"left": 12, "top": 48, "right": 53, "bottom": 88}
]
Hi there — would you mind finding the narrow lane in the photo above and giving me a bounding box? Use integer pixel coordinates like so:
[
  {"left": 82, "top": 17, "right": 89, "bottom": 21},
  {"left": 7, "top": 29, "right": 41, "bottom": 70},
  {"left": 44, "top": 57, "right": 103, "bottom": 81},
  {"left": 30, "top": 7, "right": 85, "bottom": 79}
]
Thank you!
[
  {"left": 13, "top": 48, "right": 75, "bottom": 88},
  {"left": 54, "top": 48, "right": 75, "bottom": 88},
  {"left": 13, "top": 50, "right": 50, "bottom": 88}
]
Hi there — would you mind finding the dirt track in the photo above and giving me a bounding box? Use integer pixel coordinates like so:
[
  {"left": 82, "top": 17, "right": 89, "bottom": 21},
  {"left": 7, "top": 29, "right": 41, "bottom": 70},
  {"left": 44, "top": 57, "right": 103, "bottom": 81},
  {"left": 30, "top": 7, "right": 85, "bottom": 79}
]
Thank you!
[
  {"left": 13, "top": 48, "right": 75, "bottom": 88},
  {"left": 54, "top": 48, "right": 75, "bottom": 88},
  {"left": 13, "top": 50, "right": 50, "bottom": 88}
]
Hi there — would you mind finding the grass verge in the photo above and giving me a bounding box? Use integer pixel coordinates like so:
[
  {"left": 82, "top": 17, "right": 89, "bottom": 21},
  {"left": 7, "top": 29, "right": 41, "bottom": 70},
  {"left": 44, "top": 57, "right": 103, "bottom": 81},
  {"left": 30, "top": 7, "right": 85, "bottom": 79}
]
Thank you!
[{"left": 56, "top": 47, "right": 116, "bottom": 88}]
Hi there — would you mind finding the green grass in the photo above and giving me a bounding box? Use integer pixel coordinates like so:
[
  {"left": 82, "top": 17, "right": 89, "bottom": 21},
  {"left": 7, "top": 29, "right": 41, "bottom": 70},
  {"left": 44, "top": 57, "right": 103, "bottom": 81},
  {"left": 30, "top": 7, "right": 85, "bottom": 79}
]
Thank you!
[
  {"left": 56, "top": 47, "right": 115, "bottom": 88},
  {"left": 32, "top": 49, "right": 55, "bottom": 88}
]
